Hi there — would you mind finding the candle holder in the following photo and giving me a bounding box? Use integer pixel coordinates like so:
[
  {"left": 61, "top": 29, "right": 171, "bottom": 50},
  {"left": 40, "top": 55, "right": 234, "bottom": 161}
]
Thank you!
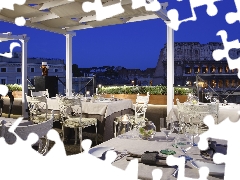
[{"left": 86, "top": 91, "right": 90, "bottom": 97}]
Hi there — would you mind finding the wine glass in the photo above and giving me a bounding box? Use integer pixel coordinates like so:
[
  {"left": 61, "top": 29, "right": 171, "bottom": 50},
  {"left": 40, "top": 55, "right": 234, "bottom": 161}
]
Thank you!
[
  {"left": 188, "top": 123, "right": 198, "bottom": 146},
  {"left": 161, "top": 124, "right": 174, "bottom": 150}
]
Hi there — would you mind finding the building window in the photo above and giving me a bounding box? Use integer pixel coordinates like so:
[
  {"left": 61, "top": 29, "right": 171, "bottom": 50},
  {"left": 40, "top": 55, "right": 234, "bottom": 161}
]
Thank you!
[
  {"left": 202, "top": 66, "right": 208, "bottom": 73},
  {"left": 186, "top": 81, "right": 192, "bottom": 86},
  {"left": 30, "top": 68, "right": 35, "bottom": 72},
  {"left": 218, "top": 67, "right": 223, "bottom": 73},
  {"left": 210, "top": 66, "right": 216, "bottom": 73},
  {"left": 232, "top": 80, "right": 236, "bottom": 88},
  {"left": 16, "top": 68, "right": 21, "bottom": 72},
  {"left": 16, "top": 77, "right": 21, "bottom": 84},
  {"left": 1, "top": 68, "right": 6, "bottom": 72},
  {"left": 225, "top": 80, "right": 230, "bottom": 88},
  {"left": 185, "top": 66, "right": 191, "bottom": 74},
  {"left": 225, "top": 66, "right": 229, "bottom": 73},
  {"left": 194, "top": 66, "right": 200, "bottom": 73},
  {"left": 54, "top": 69, "right": 58, "bottom": 72},
  {"left": 0, "top": 78, "right": 7, "bottom": 84},
  {"left": 218, "top": 80, "right": 223, "bottom": 88},
  {"left": 211, "top": 80, "right": 216, "bottom": 88}
]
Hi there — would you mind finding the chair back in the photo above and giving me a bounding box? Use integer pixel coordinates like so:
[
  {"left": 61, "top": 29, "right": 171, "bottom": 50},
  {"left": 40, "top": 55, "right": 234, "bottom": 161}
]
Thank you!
[
  {"left": 58, "top": 97, "right": 82, "bottom": 122},
  {"left": 135, "top": 92, "right": 150, "bottom": 119},
  {"left": 31, "top": 89, "right": 49, "bottom": 98},
  {"left": 26, "top": 94, "right": 48, "bottom": 122},
  {"left": 176, "top": 99, "right": 219, "bottom": 124}
]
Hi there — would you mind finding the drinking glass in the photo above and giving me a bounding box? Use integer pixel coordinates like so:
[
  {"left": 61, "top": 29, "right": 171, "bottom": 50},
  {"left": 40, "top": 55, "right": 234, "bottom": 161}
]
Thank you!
[
  {"left": 188, "top": 124, "right": 198, "bottom": 146},
  {"left": 161, "top": 125, "right": 173, "bottom": 150}
]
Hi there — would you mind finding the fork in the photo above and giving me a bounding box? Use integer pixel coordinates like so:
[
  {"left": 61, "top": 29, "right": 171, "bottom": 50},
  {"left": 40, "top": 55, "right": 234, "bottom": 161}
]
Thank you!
[{"left": 114, "top": 149, "right": 128, "bottom": 162}]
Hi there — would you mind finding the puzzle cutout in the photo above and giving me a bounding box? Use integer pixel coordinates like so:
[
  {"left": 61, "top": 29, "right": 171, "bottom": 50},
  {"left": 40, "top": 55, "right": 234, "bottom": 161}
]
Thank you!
[
  {"left": 166, "top": 0, "right": 221, "bottom": 31},
  {"left": 212, "top": 30, "right": 240, "bottom": 78},
  {"left": 82, "top": 0, "right": 160, "bottom": 21},
  {"left": 0, "top": 0, "right": 25, "bottom": 10},
  {"left": 1, "top": 0, "right": 240, "bottom": 179},
  {"left": 225, "top": 0, "right": 240, "bottom": 24},
  {"left": 0, "top": 42, "right": 21, "bottom": 58}
]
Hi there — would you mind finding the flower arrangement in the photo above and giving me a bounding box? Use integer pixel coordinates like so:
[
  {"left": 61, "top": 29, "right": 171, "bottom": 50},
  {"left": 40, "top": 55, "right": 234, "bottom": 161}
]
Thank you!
[
  {"left": 98, "top": 85, "right": 193, "bottom": 95},
  {"left": 139, "top": 127, "right": 155, "bottom": 139}
]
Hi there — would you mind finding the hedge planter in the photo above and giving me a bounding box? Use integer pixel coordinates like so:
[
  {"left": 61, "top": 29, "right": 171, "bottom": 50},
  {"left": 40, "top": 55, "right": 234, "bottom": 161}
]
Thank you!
[
  {"left": 12, "top": 91, "right": 22, "bottom": 98},
  {"left": 103, "top": 94, "right": 187, "bottom": 105}
]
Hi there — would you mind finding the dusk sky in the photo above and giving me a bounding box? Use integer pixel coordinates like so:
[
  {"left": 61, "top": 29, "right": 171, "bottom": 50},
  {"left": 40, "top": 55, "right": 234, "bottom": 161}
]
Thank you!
[{"left": 0, "top": 0, "right": 239, "bottom": 70}]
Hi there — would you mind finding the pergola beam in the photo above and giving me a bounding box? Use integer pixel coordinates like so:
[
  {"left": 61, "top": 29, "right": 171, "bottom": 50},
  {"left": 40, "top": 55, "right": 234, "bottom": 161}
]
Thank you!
[
  {"left": 30, "top": 13, "right": 59, "bottom": 23},
  {"left": 39, "top": 0, "right": 72, "bottom": 10}
]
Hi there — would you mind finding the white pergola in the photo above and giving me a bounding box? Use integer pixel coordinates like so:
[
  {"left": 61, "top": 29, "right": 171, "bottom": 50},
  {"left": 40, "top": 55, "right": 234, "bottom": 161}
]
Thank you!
[
  {"left": 0, "top": 32, "right": 29, "bottom": 118},
  {"left": 0, "top": 0, "right": 174, "bottom": 118}
]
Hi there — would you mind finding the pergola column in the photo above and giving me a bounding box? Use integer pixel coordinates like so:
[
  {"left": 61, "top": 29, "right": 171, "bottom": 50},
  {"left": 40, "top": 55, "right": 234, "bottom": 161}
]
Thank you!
[
  {"left": 20, "top": 37, "right": 29, "bottom": 118},
  {"left": 65, "top": 33, "right": 75, "bottom": 97},
  {"left": 167, "top": 26, "right": 174, "bottom": 116}
]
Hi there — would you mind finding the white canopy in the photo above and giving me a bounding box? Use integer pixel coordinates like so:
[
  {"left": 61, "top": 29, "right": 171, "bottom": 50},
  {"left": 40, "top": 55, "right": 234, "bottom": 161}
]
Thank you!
[
  {"left": 0, "top": 0, "right": 174, "bottom": 118},
  {"left": 0, "top": 0, "right": 169, "bottom": 34}
]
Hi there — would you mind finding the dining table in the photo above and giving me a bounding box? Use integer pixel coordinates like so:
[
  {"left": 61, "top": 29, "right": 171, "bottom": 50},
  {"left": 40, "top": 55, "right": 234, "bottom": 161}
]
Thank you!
[
  {"left": 167, "top": 103, "right": 240, "bottom": 125},
  {"left": 46, "top": 97, "right": 134, "bottom": 141},
  {"left": 91, "top": 131, "right": 227, "bottom": 180}
]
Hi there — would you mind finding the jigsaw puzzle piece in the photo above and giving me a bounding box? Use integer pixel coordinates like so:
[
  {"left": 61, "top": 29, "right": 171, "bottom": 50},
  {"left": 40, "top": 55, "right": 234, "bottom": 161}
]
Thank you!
[
  {"left": 152, "top": 169, "right": 163, "bottom": 180},
  {"left": 167, "top": 155, "right": 209, "bottom": 179},
  {"left": 167, "top": 0, "right": 221, "bottom": 31},
  {"left": 0, "top": 0, "right": 26, "bottom": 10},
  {"left": 212, "top": 30, "right": 240, "bottom": 78},
  {"left": 0, "top": 42, "right": 21, "bottom": 58},
  {"left": 131, "top": 0, "right": 161, "bottom": 11},
  {"left": 46, "top": 129, "right": 67, "bottom": 157},
  {"left": 226, "top": 0, "right": 240, "bottom": 24},
  {"left": 82, "top": 0, "right": 124, "bottom": 21}
]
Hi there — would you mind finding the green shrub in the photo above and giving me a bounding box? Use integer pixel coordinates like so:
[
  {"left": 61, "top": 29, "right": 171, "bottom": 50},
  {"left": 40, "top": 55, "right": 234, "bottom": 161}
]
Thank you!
[
  {"left": 98, "top": 85, "right": 192, "bottom": 95},
  {"left": 6, "top": 84, "right": 22, "bottom": 91}
]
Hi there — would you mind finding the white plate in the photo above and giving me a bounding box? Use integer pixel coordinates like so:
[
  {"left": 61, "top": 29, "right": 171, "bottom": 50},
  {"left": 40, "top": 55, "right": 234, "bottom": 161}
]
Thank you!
[
  {"left": 191, "top": 160, "right": 225, "bottom": 176},
  {"left": 88, "top": 147, "right": 115, "bottom": 157}
]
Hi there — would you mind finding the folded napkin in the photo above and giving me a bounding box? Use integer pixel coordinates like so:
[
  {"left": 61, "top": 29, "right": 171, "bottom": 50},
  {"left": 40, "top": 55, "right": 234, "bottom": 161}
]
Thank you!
[{"left": 126, "top": 151, "right": 167, "bottom": 166}]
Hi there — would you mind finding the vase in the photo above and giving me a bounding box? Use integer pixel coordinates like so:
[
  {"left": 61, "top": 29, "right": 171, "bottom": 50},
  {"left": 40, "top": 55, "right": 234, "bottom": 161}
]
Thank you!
[{"left": 139, "top": 121, "right": 156, "bottom": 140}]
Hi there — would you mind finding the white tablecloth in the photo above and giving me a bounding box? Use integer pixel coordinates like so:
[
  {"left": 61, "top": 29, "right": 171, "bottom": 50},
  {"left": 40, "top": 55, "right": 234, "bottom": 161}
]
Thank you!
[
  {"left": 47, "top": 98, "right": 133, "bottom": 118},
  {"left": 167, "top": 103, "right": 240, "bottom": 124},
  {"left": 93, "top": 131, "right": 226, "bottom": 180}
]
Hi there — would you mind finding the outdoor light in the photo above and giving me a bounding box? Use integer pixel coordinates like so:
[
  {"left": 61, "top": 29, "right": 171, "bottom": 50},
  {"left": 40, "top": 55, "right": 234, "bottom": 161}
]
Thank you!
[
  {"left": 86, "top": 91, "right": 90, "bottom": 97},
  {"left": 98, "top": 84, "right": 102, "bottom": 88}
]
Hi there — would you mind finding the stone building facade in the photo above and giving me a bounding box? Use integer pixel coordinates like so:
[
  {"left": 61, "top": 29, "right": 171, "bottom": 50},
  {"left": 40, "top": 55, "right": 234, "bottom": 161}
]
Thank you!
[
  {"left": 0, "top": 53, "right": 65, "bottom": 85},
  {"left": 153, "top": 42, "right": 240, "bottom": 90}
]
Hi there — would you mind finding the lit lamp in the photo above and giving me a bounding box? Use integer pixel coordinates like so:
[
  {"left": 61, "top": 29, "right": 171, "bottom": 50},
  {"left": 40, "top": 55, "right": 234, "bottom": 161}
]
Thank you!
[
  {"left": 121, "top": 115, "right": 129, "bottom": 125},
  {"left": 131, "top": 80, "right": 134, "bottom": 86},
  {"left": 40, "top": 62, "right": 49, "bottom": 76},
  {"left": 86, "top": 91, "right": 90, "bottom": 97}
]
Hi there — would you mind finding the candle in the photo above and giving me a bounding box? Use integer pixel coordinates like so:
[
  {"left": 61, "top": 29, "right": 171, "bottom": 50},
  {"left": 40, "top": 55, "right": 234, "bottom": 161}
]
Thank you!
[
  {"left": 121, "top": 115, "right": 129, "bottom": 124},
  {"left": 96, "top": 88, "right": 98, "bottom": 95}
]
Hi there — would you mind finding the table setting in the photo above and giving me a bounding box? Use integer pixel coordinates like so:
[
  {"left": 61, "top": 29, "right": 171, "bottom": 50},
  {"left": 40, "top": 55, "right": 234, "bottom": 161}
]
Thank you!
[{"left": 89, "top": 121, "right": 227, "bottom": 180}]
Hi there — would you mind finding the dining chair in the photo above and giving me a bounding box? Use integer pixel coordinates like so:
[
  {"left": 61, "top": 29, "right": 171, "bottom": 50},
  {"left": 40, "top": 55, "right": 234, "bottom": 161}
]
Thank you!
[
  {"left": 31, "top": 89, "right": 49, "bottom": 98},
  {"left": 26, "top": 94, "right": 57, "bottom": 123},
  {"left": 58, "top": 96, "right": 97, "bottom": 152},
  {"left": 114, "top": 92, "right": 150, "bottom": 137},
  {"left": 0, "top": 118, "right": 53, "bottom": 155}
]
